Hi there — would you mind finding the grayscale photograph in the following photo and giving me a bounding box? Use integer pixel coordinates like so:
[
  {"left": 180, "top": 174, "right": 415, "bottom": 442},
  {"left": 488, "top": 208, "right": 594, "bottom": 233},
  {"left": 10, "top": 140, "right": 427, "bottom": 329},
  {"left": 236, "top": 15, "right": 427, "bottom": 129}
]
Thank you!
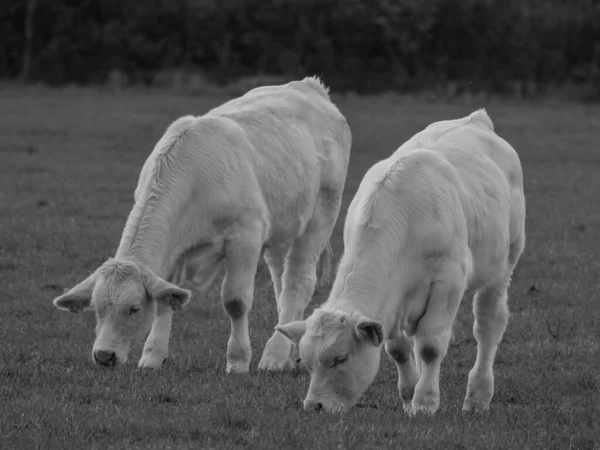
[{"left": 1, "top": 0, "right": 598, "bottom": 449}]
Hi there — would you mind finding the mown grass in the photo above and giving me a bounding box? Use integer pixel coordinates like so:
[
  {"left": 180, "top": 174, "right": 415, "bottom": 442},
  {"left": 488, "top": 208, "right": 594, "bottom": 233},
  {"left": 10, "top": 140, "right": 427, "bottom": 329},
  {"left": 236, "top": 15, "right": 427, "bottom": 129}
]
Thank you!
[{"left": 0, "top": 85, "right": 599, "bottom": 450}]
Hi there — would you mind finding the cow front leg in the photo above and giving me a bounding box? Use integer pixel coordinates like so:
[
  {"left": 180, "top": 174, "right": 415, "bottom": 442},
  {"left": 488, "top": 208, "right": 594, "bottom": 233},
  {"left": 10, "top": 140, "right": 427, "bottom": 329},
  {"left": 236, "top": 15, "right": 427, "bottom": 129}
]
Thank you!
[
  {"left": 385, "top": 335, "right": 420, "bottom": 412},
  {"left": 411, "top": 332, "right": 451, "bottom": 415},
  {"left": 138, "top": 245, "right": 224, "bottom": 370},
  {"left": 463, "top": 283, "right": 509, "bottom": 413},
  {"left": 139, "top": 304, "right": 172, "bottom": 369},
  {"left": 222, "top": 226, "right": 263, "bottom": 373},
  {"left": 410, "top": 268, "right": 465, "bottom": 415}
]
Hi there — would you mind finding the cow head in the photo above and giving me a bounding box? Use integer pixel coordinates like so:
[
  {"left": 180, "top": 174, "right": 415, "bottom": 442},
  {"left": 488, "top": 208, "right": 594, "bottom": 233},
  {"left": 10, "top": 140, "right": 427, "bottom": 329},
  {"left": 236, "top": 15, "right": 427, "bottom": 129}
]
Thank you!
[
  {"left": 52, "top": 258, "right": 191, "bottom": 367},
  {"left": 276, "top": 308, "right": 384, "bottom": 413}
]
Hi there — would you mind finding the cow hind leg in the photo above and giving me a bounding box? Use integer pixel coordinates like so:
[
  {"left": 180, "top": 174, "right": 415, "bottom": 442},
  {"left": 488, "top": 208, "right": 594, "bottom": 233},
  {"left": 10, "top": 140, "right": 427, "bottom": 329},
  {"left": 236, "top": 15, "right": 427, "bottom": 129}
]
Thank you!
[
  {"left": 257, "top": 235, "right": 320, "bottom": 371},
  {"left": 385, "top": 335, "right": 420, "bottom": 412},
  {"left": 259, "top": 191, "right": 341, "bottom": 371},
  {"left": 263, "top": 245, "right": 288, "bottom": 314},
  {"left": 462, "top": 281, "right": 510, "bottom": 413},
  {"left": 221, "top": 224, "right": 263, "bottom": 373},
  {"left": 411, "top": 266, "right": 465, "bottom": 415}
]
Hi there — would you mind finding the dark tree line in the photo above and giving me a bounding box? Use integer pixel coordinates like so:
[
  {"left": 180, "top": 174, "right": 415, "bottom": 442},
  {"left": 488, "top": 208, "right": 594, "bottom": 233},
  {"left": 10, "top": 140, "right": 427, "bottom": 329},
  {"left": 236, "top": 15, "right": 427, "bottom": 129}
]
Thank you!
[{"left": 2, "top": 0, "right": 600, "bottom": 93}]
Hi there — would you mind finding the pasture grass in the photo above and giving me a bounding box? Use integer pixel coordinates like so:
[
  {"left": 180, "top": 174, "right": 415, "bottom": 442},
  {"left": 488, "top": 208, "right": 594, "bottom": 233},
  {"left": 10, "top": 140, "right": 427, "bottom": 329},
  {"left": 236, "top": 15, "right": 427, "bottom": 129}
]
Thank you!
[{"left": 0, "top": 85, "right": 599, "bottom": 450}]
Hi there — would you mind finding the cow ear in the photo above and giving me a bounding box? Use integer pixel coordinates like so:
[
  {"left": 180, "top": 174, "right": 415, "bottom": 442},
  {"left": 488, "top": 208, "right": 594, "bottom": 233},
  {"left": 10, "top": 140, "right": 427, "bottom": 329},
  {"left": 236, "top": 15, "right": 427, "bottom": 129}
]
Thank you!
[
  {"left": 355, "top": 320, "right": 384, "bottom": 347},
  {"left": 275, "top": 321, "right": 307, "bottom": 346},
  {"left": 147, "top": 275, "right": 192, "bottom": 312},
  {"left": 53, "top": 274, "right": 97, "bottom": 313}
]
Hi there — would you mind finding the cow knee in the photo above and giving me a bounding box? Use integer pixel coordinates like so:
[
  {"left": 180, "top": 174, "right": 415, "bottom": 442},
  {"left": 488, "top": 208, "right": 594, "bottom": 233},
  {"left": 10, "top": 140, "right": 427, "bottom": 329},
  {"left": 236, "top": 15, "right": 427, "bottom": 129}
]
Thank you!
[
  {"left": 420, "top": 345, "right": 438, "bottom": 364},
  {"left": 224, "top": 297, "right": 246, "bottom": 320},
  {"left": 386, "top": 346, "right": 411, "bottom": 364},
  {"left": 391, "top": 348, "right": 411, "bottom": 364},
  {"left": 415, "top": 332, "right": 451, "bottom": 368}
]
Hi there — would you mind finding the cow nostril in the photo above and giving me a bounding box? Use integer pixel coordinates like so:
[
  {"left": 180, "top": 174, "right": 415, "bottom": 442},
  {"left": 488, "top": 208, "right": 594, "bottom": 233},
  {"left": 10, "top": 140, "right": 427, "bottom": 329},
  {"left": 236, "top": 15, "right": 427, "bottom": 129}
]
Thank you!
[{"left": 315, "top": 402, "right": 323, "bottom": 412}]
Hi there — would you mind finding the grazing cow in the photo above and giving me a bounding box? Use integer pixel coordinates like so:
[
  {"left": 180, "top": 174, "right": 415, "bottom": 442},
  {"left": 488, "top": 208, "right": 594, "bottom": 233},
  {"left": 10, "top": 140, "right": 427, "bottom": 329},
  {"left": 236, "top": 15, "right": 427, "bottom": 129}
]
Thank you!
[
  {"left": 277, "top": 109, "right": 525, "bottom": 415},
  {"left": 52, "top": 76, "right": 351, "bottom": 373}
]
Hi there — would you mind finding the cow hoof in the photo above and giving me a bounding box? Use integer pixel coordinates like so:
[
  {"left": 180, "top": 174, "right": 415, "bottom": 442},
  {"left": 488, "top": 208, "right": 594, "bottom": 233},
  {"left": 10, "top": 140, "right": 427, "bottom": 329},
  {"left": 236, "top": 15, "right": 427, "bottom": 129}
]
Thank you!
[
  {"left": 463, "top": 376, "right": 493, "bottom": 414},
  {"left": 408, "top": 405, "right": 437, "bottom": 417},
  {"left": 226, "top": 360, "right": 250, "bottom": 374},
  {"left": 257, "top": 356, "right": 296, "bottom": 371},
  {"left": 462, "top": 398, "right": 490, "bottom": 414},
  {"left": 409, "top": 396, "right": 439, "bottom": 416},
  {"left": 138, "top": 353, "right": 167, "bottom": 370}
]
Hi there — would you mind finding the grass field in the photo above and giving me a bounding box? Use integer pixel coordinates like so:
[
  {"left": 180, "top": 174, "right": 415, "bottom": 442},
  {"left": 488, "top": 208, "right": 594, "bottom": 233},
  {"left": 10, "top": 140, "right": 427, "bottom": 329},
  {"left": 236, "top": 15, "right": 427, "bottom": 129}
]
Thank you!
[{"left": 0, "top": 85, "right": 599, "bottom": 450}]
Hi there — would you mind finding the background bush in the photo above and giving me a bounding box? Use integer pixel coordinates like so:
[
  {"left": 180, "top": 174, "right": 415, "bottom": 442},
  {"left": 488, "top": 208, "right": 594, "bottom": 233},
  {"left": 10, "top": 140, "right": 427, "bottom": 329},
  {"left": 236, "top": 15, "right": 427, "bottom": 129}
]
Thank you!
[{"left": 2, "top": 0, "right": 600, "bottom": 93}]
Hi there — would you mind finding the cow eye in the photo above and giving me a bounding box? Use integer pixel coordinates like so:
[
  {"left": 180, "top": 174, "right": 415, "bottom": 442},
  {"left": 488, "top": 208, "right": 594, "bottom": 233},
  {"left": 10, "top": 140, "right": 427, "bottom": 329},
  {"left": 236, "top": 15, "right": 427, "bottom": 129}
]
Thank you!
[
  {"left": 332, "top": 355, "right": 348, "bottom": 367},
  {"left": 128, "top": 306, "right": 141, "bottom": 315}
]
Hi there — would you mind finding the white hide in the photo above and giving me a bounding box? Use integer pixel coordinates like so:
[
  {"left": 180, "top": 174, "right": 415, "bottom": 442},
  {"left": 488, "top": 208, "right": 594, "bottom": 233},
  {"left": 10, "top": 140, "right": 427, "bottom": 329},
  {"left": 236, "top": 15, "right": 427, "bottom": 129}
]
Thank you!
[
  {"left": 277, "top": 109, "right": 525, "bottom": 415},
  {"left": 53, "top": 76, "right": 351, "bottom": 372}
]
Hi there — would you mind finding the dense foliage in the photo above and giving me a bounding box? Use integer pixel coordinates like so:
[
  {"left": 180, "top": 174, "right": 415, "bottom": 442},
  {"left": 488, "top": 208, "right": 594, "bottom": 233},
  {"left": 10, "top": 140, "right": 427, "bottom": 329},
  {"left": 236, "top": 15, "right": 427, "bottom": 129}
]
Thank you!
[{"left": 2, "top": 0, "right": 600, "bottom": 93}]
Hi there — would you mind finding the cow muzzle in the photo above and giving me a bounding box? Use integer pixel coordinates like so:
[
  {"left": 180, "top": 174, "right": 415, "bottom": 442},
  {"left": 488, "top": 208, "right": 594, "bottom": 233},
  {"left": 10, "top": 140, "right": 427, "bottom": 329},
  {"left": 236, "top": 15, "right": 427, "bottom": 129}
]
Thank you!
[
  {"left": 93, "top": 349, "right": 116, "bottom": 367},
  {"left": 92, "top": 346, "right": 128, "bottom": 368}
]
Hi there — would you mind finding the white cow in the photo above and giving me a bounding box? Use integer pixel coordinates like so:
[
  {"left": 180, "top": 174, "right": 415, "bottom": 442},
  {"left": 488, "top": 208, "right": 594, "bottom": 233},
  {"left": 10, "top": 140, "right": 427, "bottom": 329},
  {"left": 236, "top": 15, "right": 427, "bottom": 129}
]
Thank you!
[
  {"left": 277, "top": 109, "right": 525, "bottom": 415},
  {"left": 52, "top": 76, "right": 351, "bottom": 373}
]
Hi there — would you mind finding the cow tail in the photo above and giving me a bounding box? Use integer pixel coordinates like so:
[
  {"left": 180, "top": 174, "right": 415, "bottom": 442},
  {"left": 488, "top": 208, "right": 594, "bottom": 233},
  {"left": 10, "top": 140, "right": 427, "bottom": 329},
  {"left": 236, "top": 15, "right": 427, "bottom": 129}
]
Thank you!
[{"left": 317, "top": 240, "right": 333, "bottom": 287}]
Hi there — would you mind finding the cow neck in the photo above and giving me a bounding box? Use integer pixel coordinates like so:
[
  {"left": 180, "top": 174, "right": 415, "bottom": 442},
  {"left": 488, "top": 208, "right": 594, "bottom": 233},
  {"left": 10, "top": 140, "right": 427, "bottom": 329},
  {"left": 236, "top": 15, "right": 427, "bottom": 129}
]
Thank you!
[{"left": 114, "top": 203, "right": 179, "bottom": 280}]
